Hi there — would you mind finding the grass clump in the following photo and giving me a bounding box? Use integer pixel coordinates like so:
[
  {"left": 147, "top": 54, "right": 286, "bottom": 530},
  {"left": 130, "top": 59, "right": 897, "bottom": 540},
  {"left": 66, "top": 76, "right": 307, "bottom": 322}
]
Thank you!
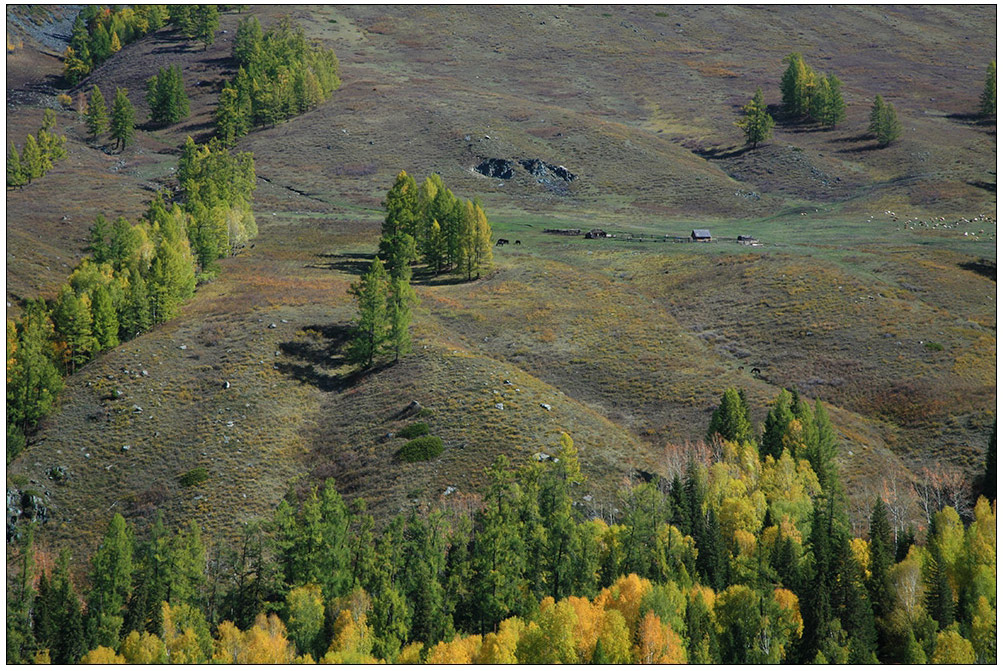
[
  {"left": 178, "top": 467, "right": 209, "bottom": 488},
  {"left": 398, "top": 422, "right": 430, "bottom": 439},
  {"left": 395, "top": 435, "right": 444, "bottom": 463},
  {"left": 924, "top": 341, "right": 944, "bottom": 351}
]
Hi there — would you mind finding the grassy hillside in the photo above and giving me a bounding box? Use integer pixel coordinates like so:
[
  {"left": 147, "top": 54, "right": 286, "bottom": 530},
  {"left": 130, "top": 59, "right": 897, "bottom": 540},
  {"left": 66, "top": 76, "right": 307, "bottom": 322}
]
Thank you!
[{"left": 6, "top": 5, "right": 995, "bottom": 554}]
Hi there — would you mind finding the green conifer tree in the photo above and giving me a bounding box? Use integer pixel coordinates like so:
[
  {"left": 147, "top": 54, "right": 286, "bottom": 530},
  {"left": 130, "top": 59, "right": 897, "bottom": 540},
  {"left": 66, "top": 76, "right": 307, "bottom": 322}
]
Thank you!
[
  {"left": 110, "top": 87, "right": 136, "bottom": 150},
  {"left": 91, "top": 284, "right": 120, "bottom": 351},
  {"left": 868, "top": 95, "right": 886, "bottom": 136},
  {"left": 379, "top": 170, "right": 420, "bottom": 280},
  {"left": 979, "top": 60, "right": 996, "bottom": 118},
  {"left": 348, "top": 257, "right": 390, "bottom": 368},
  {"left": 385, "top": 276, "right": 417, "bottom": 363},
  {"left": 706, "top": 387, "right": 753, "bottom": 444},
  {"left": 21, "top": 134, "right": 43, "bottom": 183},
  {"left": 86, "top": 85, "right": 109, "bottom": 140},
  {"left": 761, "top": 389, "right": 794, "bottom": 460},
  {"left": 86, "top": 513, "right": 134, "bottom": 649},
  {"left": 7, "top": 301, "right": 64, "bottom": 436},
  {"left": 52, "top": 286, "right": 97, "bottom": 374},
  {"left": 875, "top": 102, "right": 902, "bottom": 147},
  {"left": 736, "top": 87, "right": 775, "bottom": 149},
  {"left": 7, "top": 141, "right": 25, "bottom": 188}
]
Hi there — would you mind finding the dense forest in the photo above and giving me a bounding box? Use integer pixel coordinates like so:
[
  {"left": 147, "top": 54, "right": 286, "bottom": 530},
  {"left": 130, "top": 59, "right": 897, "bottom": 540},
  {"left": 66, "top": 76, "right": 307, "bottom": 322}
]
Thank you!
[{"left": 7, "top": 390, "right": 995, "bottom": 664}]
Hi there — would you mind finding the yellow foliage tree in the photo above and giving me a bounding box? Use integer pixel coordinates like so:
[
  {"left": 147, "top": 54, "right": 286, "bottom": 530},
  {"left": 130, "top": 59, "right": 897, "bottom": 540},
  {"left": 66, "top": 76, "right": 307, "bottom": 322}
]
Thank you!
[
  {"left": 475, "top": 617, "right": 524, "bottom": 664},
  {"left": 396, "top": 642, "right": 424, "bottom": 664},
  {"left": 597, "top": 574, "right": 652, "bottom": 637},
  {"left": 426, "top": 634, "right": 482, "bottom": 664},
  {"left": 849, "top": 537, "right": 871, "bottom": 580},
  {"left": 635, "top": 611, "right": 685, "bottom": 664},
  {"left": 121, "top": 630, "right": 167, "bottom": 664},
  {"left": 241, "top": 613, "right": 295, "bottom": 664},
  {"left": 595, "top": 609, "right": 632, "bottom": 663},
  {"left": 80, "top": 646, "right": 125, "bottom": 663},
  {"left": 323, "top": 609, "right": 377, "bottom": 664},
  {"left": 931, "top": 629, "right": 976, "bottom": 664},
  {"left": 567, "top": 596, "right": 603, "bottom": 663}
]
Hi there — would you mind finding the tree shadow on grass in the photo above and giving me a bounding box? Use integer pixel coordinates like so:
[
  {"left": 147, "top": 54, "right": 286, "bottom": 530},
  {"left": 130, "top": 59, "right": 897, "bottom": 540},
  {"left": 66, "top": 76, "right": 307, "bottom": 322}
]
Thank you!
[
  {"left": 835, "top": 143, "right": 885, "bottom": 154},
  {"left": 276, "top": 322, "right": 397, "bottom": 392},
  {"left": 308, "top": 252, "right": 375, "bottom": 276},
  {"left": 692, "top": 144, "right": 756, "bottom": 160},
  {"left": 959, "top": 259, "right": 996, "bottom": 281}
]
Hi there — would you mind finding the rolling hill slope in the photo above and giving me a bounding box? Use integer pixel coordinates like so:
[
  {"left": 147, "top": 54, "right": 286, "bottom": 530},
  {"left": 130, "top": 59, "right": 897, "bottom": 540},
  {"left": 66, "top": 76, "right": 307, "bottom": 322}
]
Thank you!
[{"left": 6, "top": 5, "right": 995, "bottom": 554}]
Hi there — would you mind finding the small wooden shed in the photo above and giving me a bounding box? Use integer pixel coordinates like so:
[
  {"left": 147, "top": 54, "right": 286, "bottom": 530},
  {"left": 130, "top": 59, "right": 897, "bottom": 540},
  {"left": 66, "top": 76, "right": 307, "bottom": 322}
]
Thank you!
[{"left": 691, "top": 229, "right": 712, "bottom": 242}]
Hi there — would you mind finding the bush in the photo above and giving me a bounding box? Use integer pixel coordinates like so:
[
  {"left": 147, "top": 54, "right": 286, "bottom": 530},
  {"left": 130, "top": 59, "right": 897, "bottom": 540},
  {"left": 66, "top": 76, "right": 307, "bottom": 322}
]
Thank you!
[
  {"left": 395, "top": 435, "right": 444, "bottom": 463},
  {"left": 398, "top": 422, "right": 430, "bottom": 439},
  {"left": 925, "top": 341, "right": 944, "bottom": 352},
  {"left": 178, "top": 467, "right": 209, "bottom": 487},
  {"left": 56, "top": 93, "right": 73, "bottom": 108}
]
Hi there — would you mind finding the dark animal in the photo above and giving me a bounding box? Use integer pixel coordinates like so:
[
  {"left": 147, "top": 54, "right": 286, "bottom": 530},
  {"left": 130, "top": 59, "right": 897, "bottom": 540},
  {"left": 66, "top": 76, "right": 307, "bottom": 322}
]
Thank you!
[
  {"left": 496, "top": 239, "right": 510, "bottom": 246},
  {"left": 514, "top": 240, "right": 521, "bottom": 245}
]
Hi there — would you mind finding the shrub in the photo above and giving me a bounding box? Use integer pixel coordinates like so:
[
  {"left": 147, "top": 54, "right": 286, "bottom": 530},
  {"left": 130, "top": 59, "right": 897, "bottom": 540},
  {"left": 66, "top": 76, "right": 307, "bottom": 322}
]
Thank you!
[
  {"left": 924, "top": 341, "right": 944, "bottom": 352},
  {"left": 395, "top": 435, "right": 444, "bottom": 462},
  {"left": 56, "top": 93, "right": 73, "bottom": 108},
  {"left": 398, "top": 422, "right": 430, "bottom": 439},
  {"left": 178, "top": 466, "right": 209, "bottom": 487}
]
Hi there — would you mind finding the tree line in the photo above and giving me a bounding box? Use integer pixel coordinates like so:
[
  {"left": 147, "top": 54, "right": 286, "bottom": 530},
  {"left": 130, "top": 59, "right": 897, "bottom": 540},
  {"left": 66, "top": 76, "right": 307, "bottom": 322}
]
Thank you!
[
  {"left": 7, "top": 391, "right": 995, "bottom": 664},
  {"left": 215, "top": 16, "right": 340, "bottom": 146},
  {"left": 6, "top": 138, "right": 256, "bottom": 462},
  {"left": 6, "top": 110, "right": 68, "bottom": 188}
]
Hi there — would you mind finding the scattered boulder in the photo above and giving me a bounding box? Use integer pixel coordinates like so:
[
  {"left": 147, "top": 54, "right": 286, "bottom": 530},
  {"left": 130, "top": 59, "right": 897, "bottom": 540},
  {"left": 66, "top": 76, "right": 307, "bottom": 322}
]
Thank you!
[
  {"left": 268, "top": 323, "right": 277, "bottom": 329},
  {"left": 443, "top": 486, "right": 457, "bottom": 496},
  {"left": 533, "top": 452, "right": 552, "bottom": 462},
  {"left": 47, "top": 465, "right": 67, "bottom": 482},
  {"left": 475, "top": 158, "right": 514, "bottom": 179},
  {"left": 121, "top": 445, "right": 130, "bottom": 453},
  {"left": 223, "top": 381, "right": 231, "bottom": 389},
  {"left": 540, "top": 403, "right": 552, "bottom": 411},
  {"left": 494, "top": 403, "right": 505, "bottom": 410}
]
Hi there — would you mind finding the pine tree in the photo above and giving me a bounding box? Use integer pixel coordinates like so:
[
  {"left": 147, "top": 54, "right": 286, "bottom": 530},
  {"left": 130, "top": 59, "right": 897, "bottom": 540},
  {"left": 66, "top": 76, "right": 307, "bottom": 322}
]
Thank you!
[
  {"left": 146, "top": 65, "right": 190, "bottom": 125},
  {"left": 822, "top": 73, "right": 846, "bottom": 127},
  {"left": 110, "top": 30, "right": 122, "bottom": 54},
  {"left": 866, "top": 499, "right": 894, "bottom": 621},
  {"left": 120, "top": 269, "right": 152, "bottom": 340},
  {"left": 347, "top": 258, "right": 390, "bottom": 368},
  {"left": 110, "top": 87, "right": 136, "bottom": 150},
  {"left": 761, "top": 389, "right": 794, "bottom": 460},
  {"left": 379, "top": 170, "right": 419, "bottom": 280},
  {"left": 736, "top": 87, "right": 774, "bottom": 149},
  {"left": 706, "top": 387, "right": 753, "bottom": 444},
  {"left": 6, "top": 526, "right": 37, "bottom": 663},
  {"left": 21, "top": 134, "right": 43, "bottom": 183},
  {"left": 86, "top": 85, "right": 109, "bottom": 140},
  {"left": 193, "top": 5, "right": 219, "bottom": 50},
  {"left": 38, "top": 108, "right": 67, "bottom": 166},
  {"left": 780, "top": 53, "right": 812, "bottom": 118},
  {"left": 91, "top": 284, "right": 120, "bottom": 350},
  {"left": 979, "top": 60, "right": 996, "bottom": 118},
  {"left": 868, "top": 95, "right": 886, "bottom": 136},
  {"left": 7, "top": 301, "right": 63, "bottom": 435},
  {"left": 52, "top": 285, "right": 97, "bottom": 374},
  {"left": 7, "top": 141, "right": 25, "bottom": 188},
  {"left": 86, "top": 513, "right": 134, "bottom": 650},
  {"left": 875, "top": 102, "right": 902, "bottom": 147},
  {"left": 807, "top": 399, "right": 839, "bottom": 491},
  {"left": 385, "top": 276, "right": 417, "bottom": 363}
]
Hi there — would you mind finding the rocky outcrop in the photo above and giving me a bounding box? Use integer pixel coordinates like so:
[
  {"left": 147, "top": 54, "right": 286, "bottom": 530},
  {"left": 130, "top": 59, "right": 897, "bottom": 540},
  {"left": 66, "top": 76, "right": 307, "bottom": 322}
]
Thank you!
[
  {"left": 519, "top": 159, "right": 577, "bottom": 182},
  {"left": 475, "top": 158, "right": 515, "bottom": 179}
]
